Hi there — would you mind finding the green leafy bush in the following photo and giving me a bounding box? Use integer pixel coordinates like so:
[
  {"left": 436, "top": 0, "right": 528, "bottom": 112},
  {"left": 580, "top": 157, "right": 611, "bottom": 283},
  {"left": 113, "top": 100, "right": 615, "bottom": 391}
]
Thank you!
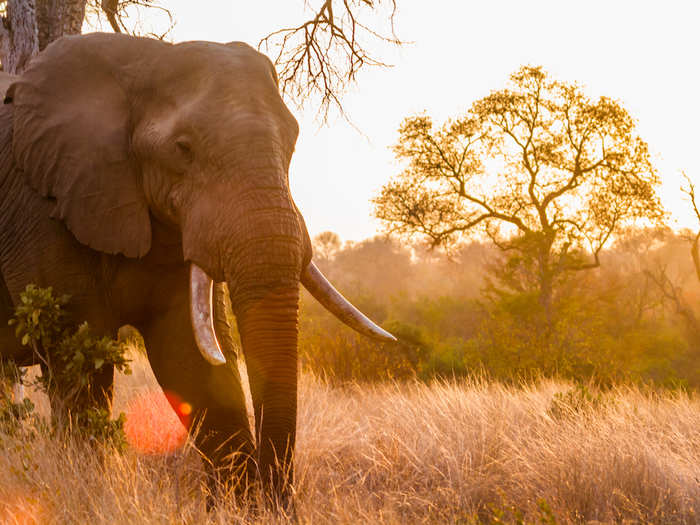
[
  {"left": 299, "top": 276, "right": 698, "bottom": 387},
  {"left": 8, "top": 284, "right": 70, "bottom": 350},
  {"left": 41, "top": 321, "right": 131, "bottom": 395},
  {"left": 303, "top": 232, "right": 700, "bottom": 387},
  {"left": 76, "top": 408, "right": 128, "bottom": 452},
  {"left": 7, "top": 284, "right": 130, "bottom": 447}
]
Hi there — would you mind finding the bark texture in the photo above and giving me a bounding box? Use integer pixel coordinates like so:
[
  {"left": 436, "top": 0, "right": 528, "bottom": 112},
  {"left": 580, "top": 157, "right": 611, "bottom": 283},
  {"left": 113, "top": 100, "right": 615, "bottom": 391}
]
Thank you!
[
  {"left": 0, "top": 0, "right": 86, "bottom": 74},
  {"left": 0, "top": 0, "right": 39, "bottom": 74},
  {"left": 36, "top": 0, "right": 86, "bottom": 51}
]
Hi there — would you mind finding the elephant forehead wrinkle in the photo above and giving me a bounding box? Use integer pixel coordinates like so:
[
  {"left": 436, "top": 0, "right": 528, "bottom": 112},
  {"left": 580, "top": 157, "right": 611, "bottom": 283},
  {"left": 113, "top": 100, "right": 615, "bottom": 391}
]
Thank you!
[
  {"left": 225, "top": 234, "right": 303, "bottom": 260},
  {"left": 227, "top": 276, "right": 301, "bottom": 311},
  {"left": 227, "top": 263, "right": 302, "bottom": 284},
  {"left": 219, "top": 116, "right": 284, "bottom": 144},
  {"left": 156, "top": 54, "right": 280, "bottom": 118},
  {"left": 194, "top": 182, "right": 291, "bottom": 211},
  {"left": 225, "top": 210, "right": 301, "bottom": 236},
  {"left": 199, "top": 130, "right": 290, "bottom": 173},
  {"left": 223, "top": 213, "right": 302, "bottom": 240}
]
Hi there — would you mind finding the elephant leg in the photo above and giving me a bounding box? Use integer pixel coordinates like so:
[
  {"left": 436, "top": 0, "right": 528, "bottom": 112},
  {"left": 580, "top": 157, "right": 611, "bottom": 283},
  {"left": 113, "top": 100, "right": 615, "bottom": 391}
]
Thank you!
[
  {"left": 0, "top": 202, "right": 123, "bottom": 419},
  {"left": 0, "top": 269, "right": 32, "bottom": 366},
  {"left": 0, "top": 269, "right": 26, "bottom": 401},
  {"left": 37, "top": 296, "right": 118, "bottom": 424},
  {"left": 39, "top": 360, "right": 115, "bottom": 427},
  {"left": 139, "top": 290, "right": 255, "bottom": 495}
]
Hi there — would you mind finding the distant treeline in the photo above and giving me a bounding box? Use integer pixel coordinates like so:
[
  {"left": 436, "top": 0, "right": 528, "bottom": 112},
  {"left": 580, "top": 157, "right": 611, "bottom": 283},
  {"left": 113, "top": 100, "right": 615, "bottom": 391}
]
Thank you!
[{"left": 299, "top": 229, "right": 700, "bottom": 388}]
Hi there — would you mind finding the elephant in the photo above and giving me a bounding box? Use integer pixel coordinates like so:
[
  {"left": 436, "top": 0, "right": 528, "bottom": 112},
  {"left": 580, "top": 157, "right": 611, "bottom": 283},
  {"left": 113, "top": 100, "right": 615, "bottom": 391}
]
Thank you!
[
  {"left": 0, "top": 33, "right": 395, "bottom": 499},
  {"left": 0, "top": 73, "right": 14, "bottom": 100}
]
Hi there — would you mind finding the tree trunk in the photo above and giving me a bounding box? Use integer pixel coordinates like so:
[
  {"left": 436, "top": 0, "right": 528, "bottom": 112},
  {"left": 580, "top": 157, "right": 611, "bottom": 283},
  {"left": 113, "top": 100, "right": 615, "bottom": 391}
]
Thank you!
[
  {"left": 36, "top": 0, "right": 86, "bottom": 51},
  {"left": 537, "top": 240, "right": 555, "bottom": 326},
  {"left": 539, "top": 272, "right": 553, "bottom": 320},
  {"left": 0, "top": 0, "right": 86, "bottom": 74},
  {"left": 691, "top": 232, "right": 700, "bottom": 285},
  {"left": 0, "top": 0, "right": 39, "bottom": 74}
]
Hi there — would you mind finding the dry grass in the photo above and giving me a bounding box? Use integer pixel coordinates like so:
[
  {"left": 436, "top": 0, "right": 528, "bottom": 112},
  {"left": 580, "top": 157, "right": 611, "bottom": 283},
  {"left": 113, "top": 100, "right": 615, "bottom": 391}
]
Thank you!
[{"left": 1, "top": 351, "right": 699, "bottom": 524}]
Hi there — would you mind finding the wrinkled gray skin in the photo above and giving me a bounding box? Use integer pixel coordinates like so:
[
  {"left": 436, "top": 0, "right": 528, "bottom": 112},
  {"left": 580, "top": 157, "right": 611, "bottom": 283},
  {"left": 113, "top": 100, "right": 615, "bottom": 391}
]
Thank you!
[
  {"left": 0, "top": 73, "right": 13, "bottom": 100},
  {"left": 0, "top": 33, "right": 315, "bottom": 499}
]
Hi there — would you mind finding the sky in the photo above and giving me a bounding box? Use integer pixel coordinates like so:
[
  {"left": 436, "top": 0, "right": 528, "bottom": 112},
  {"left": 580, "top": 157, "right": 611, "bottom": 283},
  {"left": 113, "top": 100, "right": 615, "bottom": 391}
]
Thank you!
[{"left": 142, "top": 0, "right": 699, "bottom": 242}]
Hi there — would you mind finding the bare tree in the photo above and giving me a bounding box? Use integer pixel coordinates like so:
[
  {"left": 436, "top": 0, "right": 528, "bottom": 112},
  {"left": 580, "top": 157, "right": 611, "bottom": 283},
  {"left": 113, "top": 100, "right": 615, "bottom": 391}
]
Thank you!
[
  {"left": 259, "top": 0, "right": 403, "bottom": 117},
  {"left": 313, "top": 231, "right": 342, "bottom": 266},
  {"left": 0, "top": 0, "right": 87, "bottom": 73},
  {"left": 644, "top": 262, "right": 700, "bottom": 337},
  {"left": 0, "top": 1, "right": 35, "bottom": 73},
  {"left": 0, "top": 0, "right": 165, "bottom": 75},
  {"left": 94, "top": 0, "right": 403, "bottom": 108},
  {"left": 88, "top": 0, "right": 173, "bottom": 40},
  {"left": 681, "top": 172, "right": 700, "bottom": 285},
  {"left": 630, "top": 175, "right": 700, "bottom": 339},
  {"left": 3, "top": 0, "right": 402, "bottom": 116}
]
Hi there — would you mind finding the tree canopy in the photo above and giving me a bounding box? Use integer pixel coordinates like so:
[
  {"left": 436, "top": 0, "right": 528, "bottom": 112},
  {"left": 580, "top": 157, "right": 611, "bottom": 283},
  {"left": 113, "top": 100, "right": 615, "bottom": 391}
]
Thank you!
[{"left": 374, "top": 66, "right": 665, "bottom": 309}]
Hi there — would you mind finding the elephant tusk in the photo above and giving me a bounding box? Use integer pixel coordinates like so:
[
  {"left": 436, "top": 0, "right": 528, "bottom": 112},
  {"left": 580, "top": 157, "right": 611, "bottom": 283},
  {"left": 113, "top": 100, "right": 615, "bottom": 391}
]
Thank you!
[
  {"left": 301, "top": 261, "right": 397, "bottom": 342},
  {"left": 189, "top": 263, "right": 227, "bottom": 366},
  {"left": 12, "top": 380, "right": 24, "bottom": 403}
]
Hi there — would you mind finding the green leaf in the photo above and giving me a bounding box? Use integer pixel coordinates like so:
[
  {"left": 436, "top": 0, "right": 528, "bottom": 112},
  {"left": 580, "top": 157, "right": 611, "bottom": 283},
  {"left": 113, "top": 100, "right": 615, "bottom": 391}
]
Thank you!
[
  {"left": 94, "top": 358, "right": 104, "bottom": 370},
  {"left": 21, "top": 334, "right": 30, "bottom": 346}
]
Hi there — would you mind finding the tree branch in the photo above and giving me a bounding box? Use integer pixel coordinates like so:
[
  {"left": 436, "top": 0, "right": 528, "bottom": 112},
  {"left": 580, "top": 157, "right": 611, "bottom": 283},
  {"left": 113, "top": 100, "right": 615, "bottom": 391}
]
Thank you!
[
  {"left": 681, "top": 172, "right": 700, "bottom": 284},
  {"left": 100, "top": 0, "right": 121, "bottom": 32},
  {"left": 259, "top": 0, "right": 403, "bottom": 119}
]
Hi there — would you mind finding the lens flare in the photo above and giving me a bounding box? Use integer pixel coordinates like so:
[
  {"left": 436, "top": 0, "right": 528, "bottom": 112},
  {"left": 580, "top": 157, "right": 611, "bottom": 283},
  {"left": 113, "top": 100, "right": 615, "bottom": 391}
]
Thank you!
[{"left": 124, "top": 389, "right": 190, "bottom": 455}]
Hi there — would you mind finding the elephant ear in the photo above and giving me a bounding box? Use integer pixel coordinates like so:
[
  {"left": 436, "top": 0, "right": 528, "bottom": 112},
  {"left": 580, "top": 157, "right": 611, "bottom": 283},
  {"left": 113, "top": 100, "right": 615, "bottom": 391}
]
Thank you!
[{"left": 7, "top": 33, "right": 159, "bottom": 258}]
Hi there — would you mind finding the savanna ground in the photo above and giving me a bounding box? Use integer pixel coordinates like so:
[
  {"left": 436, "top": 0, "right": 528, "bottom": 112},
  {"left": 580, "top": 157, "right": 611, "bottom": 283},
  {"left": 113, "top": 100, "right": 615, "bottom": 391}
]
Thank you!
[{"left": 1, "top": 348, "right": 699, "bottom": 524}]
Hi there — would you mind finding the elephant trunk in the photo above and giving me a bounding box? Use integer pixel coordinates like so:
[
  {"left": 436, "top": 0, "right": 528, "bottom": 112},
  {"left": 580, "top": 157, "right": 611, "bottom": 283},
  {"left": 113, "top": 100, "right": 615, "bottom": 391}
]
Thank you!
[
  {"left": 182, "top": 173, "right": 395, "bottom": 495},
  {"left": 220, "top": 200, "right": 304, "bottom": 494},
  {"left": 233, "top": 283, "right": 300, "bottom": 494}
]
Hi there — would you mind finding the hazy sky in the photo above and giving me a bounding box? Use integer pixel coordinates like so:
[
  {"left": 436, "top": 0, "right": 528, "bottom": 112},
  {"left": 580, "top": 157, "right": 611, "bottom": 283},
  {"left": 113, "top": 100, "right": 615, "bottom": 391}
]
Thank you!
[{"left": 150, "top": 1, "right": 699, "bottom": 242}]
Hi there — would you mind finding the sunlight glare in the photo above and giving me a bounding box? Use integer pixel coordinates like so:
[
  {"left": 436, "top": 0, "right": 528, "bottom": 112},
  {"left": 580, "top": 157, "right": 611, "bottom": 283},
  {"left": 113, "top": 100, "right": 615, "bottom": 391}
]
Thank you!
[{"left": 124, "top": 389, "right": 190, "bottom": 455}]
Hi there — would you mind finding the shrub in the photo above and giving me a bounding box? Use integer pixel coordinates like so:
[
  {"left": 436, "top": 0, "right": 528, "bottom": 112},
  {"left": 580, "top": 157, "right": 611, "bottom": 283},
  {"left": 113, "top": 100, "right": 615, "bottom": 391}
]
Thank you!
[{"left": 7, "top": 284, "right": 130, "bottom": 447}]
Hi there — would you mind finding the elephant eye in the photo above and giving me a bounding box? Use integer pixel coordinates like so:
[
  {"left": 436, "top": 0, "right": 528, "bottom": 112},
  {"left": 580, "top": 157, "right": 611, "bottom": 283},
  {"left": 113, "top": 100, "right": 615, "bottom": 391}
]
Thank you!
[{"left": 175, "top": 138, "right": 194, "bottom": 163}]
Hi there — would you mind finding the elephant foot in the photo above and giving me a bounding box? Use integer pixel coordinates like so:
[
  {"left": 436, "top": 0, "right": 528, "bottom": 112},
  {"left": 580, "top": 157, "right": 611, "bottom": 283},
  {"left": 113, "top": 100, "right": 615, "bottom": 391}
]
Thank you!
[
  {"left": 203, "top": 486, "right": 297, "bottom": 523},
  {"left": 203, "top": 457, "right": 253, "bottom": 501},
  {"left": 200, "top": 456, "right": 296, "bottom": 521}
]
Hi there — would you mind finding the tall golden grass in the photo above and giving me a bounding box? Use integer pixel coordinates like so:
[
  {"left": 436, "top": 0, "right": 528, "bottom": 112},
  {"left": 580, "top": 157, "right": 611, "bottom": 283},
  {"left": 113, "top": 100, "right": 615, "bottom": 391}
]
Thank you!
[{"left": 1, "top": 350, "right": 698, "bottom": 524}]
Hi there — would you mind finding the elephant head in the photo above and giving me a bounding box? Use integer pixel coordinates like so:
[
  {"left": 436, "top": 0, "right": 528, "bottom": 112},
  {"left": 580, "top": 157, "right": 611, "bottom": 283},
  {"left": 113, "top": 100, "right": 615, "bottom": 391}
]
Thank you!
[{"left": 5, "top": 33, "right": 394, "bottom": 491}]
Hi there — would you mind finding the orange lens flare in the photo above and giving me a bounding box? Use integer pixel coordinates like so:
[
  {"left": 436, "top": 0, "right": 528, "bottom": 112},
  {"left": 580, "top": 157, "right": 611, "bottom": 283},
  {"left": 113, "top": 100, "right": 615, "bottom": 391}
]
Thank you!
[{"left": 124, "top": 389, "right": 190, "bottom": 455}]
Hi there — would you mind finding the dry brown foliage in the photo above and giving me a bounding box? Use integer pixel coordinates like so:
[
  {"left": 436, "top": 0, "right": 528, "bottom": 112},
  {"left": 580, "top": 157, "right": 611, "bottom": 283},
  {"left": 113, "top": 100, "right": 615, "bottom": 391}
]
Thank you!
[{"left": 1, "top": 349, "right": 698, "bottom": 524}]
